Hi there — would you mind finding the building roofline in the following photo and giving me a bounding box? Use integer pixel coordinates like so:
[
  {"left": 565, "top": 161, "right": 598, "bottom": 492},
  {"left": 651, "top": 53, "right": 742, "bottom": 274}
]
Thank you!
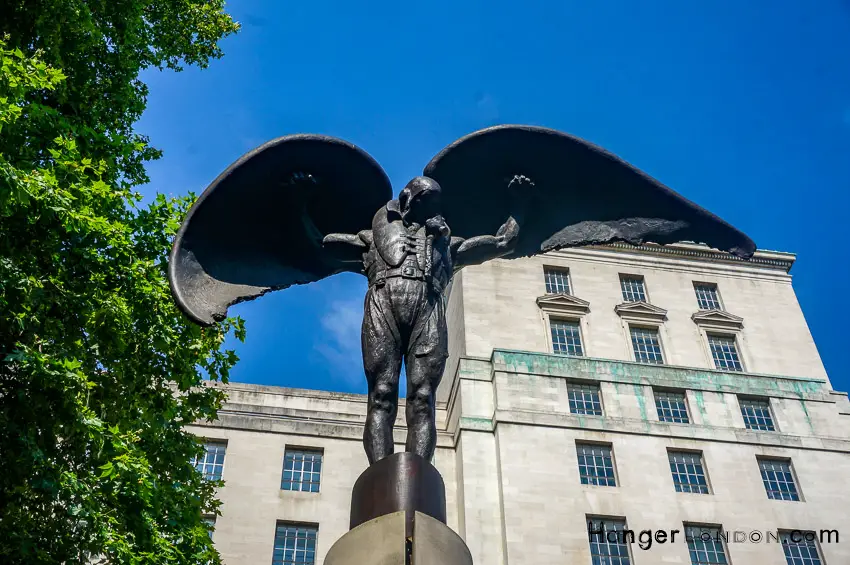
[{"left": 587, "top": 242, "right": 796, "bottom": 273}]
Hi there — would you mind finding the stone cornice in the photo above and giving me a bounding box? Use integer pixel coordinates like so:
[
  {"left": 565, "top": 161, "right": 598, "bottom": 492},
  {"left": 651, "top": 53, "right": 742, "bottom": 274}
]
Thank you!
[
  {"left": 536, "top": 293, "right": 591, "bottom": 317},
  {"left": 587, "top": 242, "right": 795, "bottom": 273},
  {"left": 454, "top": 409, "right": 850, "bottom": 454},
  {"left": 614, "top": 301, "right": 668, "bottom": 323},
  {"left": 191, "top": 413, "right": 455, "bottom": 448},
  {"left": 691, "top": 309, "right": 745, "bottom": 331},
  {"left": 487, "top": 350, "right": 830, "bottom": 395}
]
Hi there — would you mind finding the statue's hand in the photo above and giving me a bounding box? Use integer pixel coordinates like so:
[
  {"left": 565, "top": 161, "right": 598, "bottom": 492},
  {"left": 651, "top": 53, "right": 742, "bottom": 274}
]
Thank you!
[
  {"left": 506, "top": 174, "right": 535, "bottom": 220},
  {"left": 284, "top": 171, "right": 319, "bottom": 189},
  {"left": 425, "top": 215, "right": 450, "bottom": 238},
  {"left": 508, "top": 174, "right": 535, "bottom": 190}
]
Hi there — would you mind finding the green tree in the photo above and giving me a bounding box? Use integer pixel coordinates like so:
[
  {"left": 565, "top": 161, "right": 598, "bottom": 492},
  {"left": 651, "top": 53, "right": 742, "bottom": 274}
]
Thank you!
[{"left": 0, "top": 2, "right": 242, "bottom": 564}]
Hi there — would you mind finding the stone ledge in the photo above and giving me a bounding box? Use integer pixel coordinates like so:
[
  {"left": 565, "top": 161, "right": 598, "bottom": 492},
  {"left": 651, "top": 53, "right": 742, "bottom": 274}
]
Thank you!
[
  {"left": 214, "top": 381, "right": 451, "bottom": 410},
  {"left": 193, "top": 412, "right": 455, "bottom": 448},
  {"left": 209, "top": 381, "right": 368, "bottom": 402},
  {"left": 450, "top": 408, "right": 850, "bottom": 453},
  {"left": 221, "top": 403, "right": 365, "bottom": 423},
  {"left": 485, "top": 350, "right": 833, "bottom": 401}
]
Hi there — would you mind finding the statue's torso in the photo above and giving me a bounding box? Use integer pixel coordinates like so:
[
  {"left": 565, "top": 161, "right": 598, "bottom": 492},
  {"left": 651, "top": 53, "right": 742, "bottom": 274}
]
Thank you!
[{"left": 364, "top": 202, "right": 452, "bottom": 294}]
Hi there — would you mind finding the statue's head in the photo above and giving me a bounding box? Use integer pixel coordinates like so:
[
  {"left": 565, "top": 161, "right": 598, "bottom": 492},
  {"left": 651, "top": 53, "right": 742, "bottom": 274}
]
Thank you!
[{"left": 399, "top": 176, "right": 442, "bottom": 225}]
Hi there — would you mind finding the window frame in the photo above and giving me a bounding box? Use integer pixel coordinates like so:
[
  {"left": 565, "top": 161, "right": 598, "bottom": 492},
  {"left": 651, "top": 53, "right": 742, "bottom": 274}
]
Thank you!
[
  {"left": 778, "top": 530, "right": 825, "bottom": 565},
  {"left": 757, "top": 456, "right": 803, "bottom": 502},
  {"left": 281, "top": 446, "right": 324, "bottom": 493},
  {"left": 543, "top": 265, "right": 573, "bottom": 295},
  {"left": 629, "top": 324, "right": 666, "bottom": 365},
  {"left": 694, "top": 326, "right": 750, "bottom": 373},
  {"left": 272, "top": 521, "right": 319, "bottom": 565},
  {"left": 566, "top": 381, "right": 604, "bottom": 416},
  {"left": 667, "top": 449, "right": 712, "bottom": 494},
  {"left": 739, "top": 396, "right": 778, "bottom": 432},
  {"left": 706, "top": 333, "right": 745, "bottom": 372},
  {"left": 693, "top": 282, "right": 723, "bottom": 311},
  {"left": 586, "top": 516, "right": 634, "bottom": 565},
  {"left": 653, "top": 388, "right": 691, "bottom": 424},
  {"left": 575, "top": 441, "right": 618, "bottom": 487},
  {"left": 619, "top": 274, "right": 649, "bottom": 303},
  {"left": 684, "top": 523, "right": 731, "bottom": 565},
  {"left": 192, "top": 439, "right": 227, "bottom": 482},
  {"left": 538, "top": 291, "right": 592, "bottom": 358},
  {"left": 549, "top": 317, "right": 585, "bottom": 357}
]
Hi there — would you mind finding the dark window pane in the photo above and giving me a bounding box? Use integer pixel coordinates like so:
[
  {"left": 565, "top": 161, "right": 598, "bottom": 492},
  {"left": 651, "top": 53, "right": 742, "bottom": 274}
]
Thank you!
[
  {"left": 577, "top": 443, "right": 617, "bottom": 487},
  {"left": 620, "top": 276, "right": 646, "bottom": 302},
  {"left": 631, "top": 327, "right": 664, "bottom": 364},
  {"left": 272, "top": 524, "right": 318, "bottom": 565},
  {"left": 655, "top": 390, "right": 690, "bottom": 423},
  {"left": 759, "top": 459, "right": 799, "bottom": 501},
  {"left": 551, "top": 320, "right": 584, "bottom": 356},
  {"left": 740, "top": 398, "right": 775, "bottom": 431},
  {"left": 568, "top": 384, "right": 603, "bottom": 416},
  {"left": 708, "top": 335, "right": 743, "bottom": 372},
  {"left": 281, "top": 450, "right": 323, "bottom": 493},
  {"left": 544, "top": 268, "right": 572, "bottom": 295},
  {"left": 669, "top": 452, "right": 710, "bottom": 494}
]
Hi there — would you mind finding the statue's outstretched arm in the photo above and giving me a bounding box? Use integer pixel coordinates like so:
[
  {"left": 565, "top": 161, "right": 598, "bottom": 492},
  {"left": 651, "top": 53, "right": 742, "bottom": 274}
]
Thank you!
[
  {"left": 323, "top": 230, "right": 372, "bottom": 264},
  {"left": 451, "top": 216, "right": 520, "bottom": 269}
]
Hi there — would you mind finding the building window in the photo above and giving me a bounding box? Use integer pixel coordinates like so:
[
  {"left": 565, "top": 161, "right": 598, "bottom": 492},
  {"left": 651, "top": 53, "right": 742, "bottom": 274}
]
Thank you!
[
  {"left": 567, "top": 383, "right": 602, "bottom": 416},
  {"left": 587, "top": 518, "right": 632, "bottom": 565},
  {"left": 192, "top": 441, "right": 226, "bottom": 481},
  {"left": 655, "top": 390, "right": 690, "bottom": 423},
  {"left": 668, "top": 451, "right": 710, "bottom": 494},
  {"left": 272, "top": 523, "right": 318, "bottom": 565},
  {"left": 708, "top": 335, "right": 743, "bottom": 372},
  {"left": 630, "top": 326, "right": 664, "bottom": 364},
  {"left": 780, "top": 531, "right": 824, "bottom": 565},
  {"left": 202, "top": 516, "right": 215, "bottom": 539},
  {"left": 620, "top": 275, "right": 647, "bottom": 302},
  {"left": 544, "top": 267, "right": 572, "bottom": 294},
  {"left": 551, "top": 319, "right": 584, "bottom": 356},
  {"left": 576, "top": 443, "right": 616, "bottom": 486},
  {"left": 282, "top": 449, "right": 323, "bottom": 493},
  {"left": 685, "top": 525, "right": 729, "bottom": 565},
  {"left": 694, "top": 283, "right": 722, "bottom": 310},
  {"left": 740, "top": 398, "right": 775, "bottom": 431},
  {"left": 758, "top": 458, "right": 800, "bottom": 501}
]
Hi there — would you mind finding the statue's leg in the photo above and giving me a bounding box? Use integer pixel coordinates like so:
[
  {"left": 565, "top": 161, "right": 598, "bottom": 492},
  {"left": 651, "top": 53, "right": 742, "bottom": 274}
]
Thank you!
[
  {"left": 404, "top": 296, "right": 449, "bottom": 461},
  {"left": 405, "top": 296, "right": 448, "bottom": 460},
  {"left": 362, "top": 288, "right": 403, "bottom": 464},
  {"left": 404, "top": 349, "right": 446, "bottom": 460}
]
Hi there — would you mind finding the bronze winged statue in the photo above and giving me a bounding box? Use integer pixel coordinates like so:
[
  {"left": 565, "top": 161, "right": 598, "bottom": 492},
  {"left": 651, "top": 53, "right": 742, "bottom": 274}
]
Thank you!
[{"left": 168, "top": 125, "right": 756, "bottom": 465}]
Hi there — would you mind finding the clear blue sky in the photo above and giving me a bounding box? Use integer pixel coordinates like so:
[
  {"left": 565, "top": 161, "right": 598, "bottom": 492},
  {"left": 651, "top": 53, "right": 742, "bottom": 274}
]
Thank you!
[{"left": 137, "top": 0, "right": 850, "bottom": 395}]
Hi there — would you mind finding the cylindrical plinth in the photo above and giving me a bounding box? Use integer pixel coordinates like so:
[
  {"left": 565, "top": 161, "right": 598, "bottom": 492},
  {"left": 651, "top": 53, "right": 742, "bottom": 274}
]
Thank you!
[
  {"left": 350, "top": 452, "right": 446, "bottom": 530},
  {"left": 325, "top": 511, "right": 473, "bottom": 565}
]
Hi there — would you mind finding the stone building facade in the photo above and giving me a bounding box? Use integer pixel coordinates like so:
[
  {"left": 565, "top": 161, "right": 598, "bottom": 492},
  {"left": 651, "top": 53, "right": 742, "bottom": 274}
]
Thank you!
[{"left": 187, "top": 243, "right": 850, "bottom": 565}]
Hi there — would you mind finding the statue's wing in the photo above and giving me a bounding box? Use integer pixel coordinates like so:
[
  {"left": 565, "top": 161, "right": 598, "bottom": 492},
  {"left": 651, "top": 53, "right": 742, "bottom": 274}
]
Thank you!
[
  {"left": 424, "top": 125, "right": 755, "bottom": 259},
  {"left": 169, "top": 134, "right": 391, "bottom": 326}
]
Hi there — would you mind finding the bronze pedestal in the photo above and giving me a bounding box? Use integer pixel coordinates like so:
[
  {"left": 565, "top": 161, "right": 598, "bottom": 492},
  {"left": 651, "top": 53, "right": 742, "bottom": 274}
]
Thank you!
[{"left": 326, "top": 453, "right": 472, "bottom": 565}]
